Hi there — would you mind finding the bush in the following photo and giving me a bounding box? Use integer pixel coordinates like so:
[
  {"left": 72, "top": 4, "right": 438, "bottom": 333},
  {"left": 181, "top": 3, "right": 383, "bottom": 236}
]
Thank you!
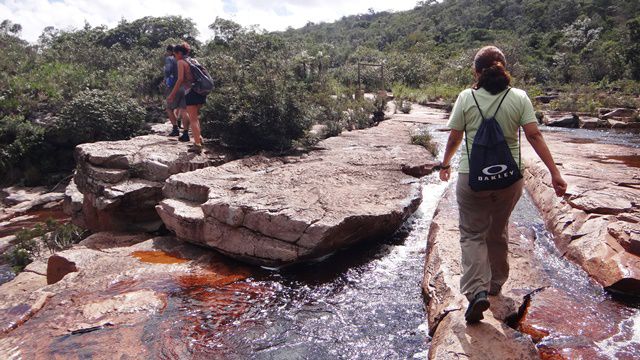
[
  {"left": 200, "top": 32, "right": 316, "bottom": 151},
  {"left": 53, "top": 89, "right": 147, "bottom": 146},
  {"left": 411, "top": 130, "right": 438, "bottom": 157},
  {"left": 0, "top": 115, "right": 46, "bottom": 183},
  {"left": 3, "top": 219, "right": 87, "bottom": 273},
  {"left": 202, "top": 80, "right": 313, "bottom": 151},
  {"left": 395, "top": 99, "right": 412, "bottom": 114}
]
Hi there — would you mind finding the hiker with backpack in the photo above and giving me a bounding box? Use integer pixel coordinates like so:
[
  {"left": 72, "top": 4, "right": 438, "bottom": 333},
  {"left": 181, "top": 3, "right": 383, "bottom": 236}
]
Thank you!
[
  {"left": 167, "top": 43, "right": 211, "bottom": 153},
  {"left": 167, "top": 43, "right": 202, "bottom": 151},
  {"left": 438, "top": 46, "right": 567, "bottom": 323}
]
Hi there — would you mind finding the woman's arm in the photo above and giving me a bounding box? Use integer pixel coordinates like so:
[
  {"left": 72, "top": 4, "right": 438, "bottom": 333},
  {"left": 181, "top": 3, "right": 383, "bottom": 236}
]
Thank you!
[
  {"left": 522, "top": 122, "right": 567, "bottom": 196},
  {"left": 439, "top": 129, "right": 464, "bottom": 182},
  {"left": 168, "top": 60, "right": 185, "bottom": 100}
]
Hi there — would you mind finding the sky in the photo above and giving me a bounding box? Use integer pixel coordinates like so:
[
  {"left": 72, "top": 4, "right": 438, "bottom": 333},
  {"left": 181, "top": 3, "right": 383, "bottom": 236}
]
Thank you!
[{"left": 0, "top": 0, "right": 419, "bottom": 43}]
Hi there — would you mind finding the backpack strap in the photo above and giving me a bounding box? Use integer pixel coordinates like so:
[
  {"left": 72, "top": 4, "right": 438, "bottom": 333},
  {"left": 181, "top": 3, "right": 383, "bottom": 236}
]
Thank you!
[
  {"left": 470, "top": 90, "right": 486, "bottom": 121},
  {"left": 493, "top": 88, "right": 512, "bottom": 118}
]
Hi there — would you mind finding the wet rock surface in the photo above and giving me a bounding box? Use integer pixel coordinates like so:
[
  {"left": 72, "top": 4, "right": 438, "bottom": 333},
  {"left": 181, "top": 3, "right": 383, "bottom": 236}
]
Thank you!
[
  {"left": 518, "top": 287, "right": 640, "bottom": 359},
  {"left": 157, "top": 118, "right": 437, "bottom": 266},
  {"left": 0, "top": 186, "right": 65, "bottom": 227},
  {"left": 68, "top": 135, "right": 229, "bottom": 232},
  {"left": 522, "top": 130, "right": 640, "bottom": 295},
  {"left": 422, "top": 186, "right": 542, "bottom": 360},
  {"left": 0, "top": 234, "right": 253, "bottom": 358},
  {"left": 540, "top": 110, "right": 640, "bottom": 130},
  {"left": 423, "top": 178, "right": 640, "bottom": 359}
]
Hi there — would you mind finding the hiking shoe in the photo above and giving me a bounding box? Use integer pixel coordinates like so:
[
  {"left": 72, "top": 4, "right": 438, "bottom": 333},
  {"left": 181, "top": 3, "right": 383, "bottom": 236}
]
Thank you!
[
  {"left": 465, "top": 291, "right": 490, "bottom": 323},
  {"left": 178, "top": 132, "right": 190, "bottom": 142},
  {"left": 188, "top": 144, "right": 203, "bottom": 154},
  {"left": 169, "top": 126, "right": 180, "bottom": 136}
]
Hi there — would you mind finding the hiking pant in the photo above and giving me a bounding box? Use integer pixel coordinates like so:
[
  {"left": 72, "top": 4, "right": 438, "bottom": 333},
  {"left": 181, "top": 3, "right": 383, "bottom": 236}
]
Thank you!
[{"left": 456, "top": 173, "right": 524, "bottom": 301}]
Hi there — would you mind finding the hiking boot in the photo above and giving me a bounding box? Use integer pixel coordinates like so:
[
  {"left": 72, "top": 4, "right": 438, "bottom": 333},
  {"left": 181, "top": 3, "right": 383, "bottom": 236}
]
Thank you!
[
  {"left": 465, "top": 291, "right": 490, "bottom": 323},
  {"left": 169, "top": 126, "right": 180, "bottom": 136},
  {"left": 178, "top": 132, "right": 190, "bottom": 142},
  {"left": 188, "top": 143, "right": 203, "bottom": 154}
]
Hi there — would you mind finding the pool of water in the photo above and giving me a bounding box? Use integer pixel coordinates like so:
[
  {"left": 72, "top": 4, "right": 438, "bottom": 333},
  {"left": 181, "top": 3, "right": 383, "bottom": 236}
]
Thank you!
[{"left": 147, "top": 175, "right": 448, "bottom": 359}]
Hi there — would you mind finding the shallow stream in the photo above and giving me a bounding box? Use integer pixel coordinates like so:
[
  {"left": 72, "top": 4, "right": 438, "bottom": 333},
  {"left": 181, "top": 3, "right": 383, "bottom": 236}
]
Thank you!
[{"left": 1, "top": 124, "right": 639, "bottom": 358}]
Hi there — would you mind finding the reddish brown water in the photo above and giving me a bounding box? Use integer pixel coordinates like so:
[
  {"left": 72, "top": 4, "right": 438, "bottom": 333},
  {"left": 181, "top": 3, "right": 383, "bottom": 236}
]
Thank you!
[
  {"left": 131, "top": 250, "right": 189, "bottom": 264},
  {"left": 0, "top": 205, "right": 70, "bottom": 238},
  {"left": 511, "top": 194, "right": 640, "bottom": 359}
]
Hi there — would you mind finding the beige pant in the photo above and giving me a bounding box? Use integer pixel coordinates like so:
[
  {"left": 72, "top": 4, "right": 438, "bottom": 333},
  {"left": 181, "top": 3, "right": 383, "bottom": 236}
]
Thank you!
[{"left": 456, "top": 173, "right": 524, "bottom": 301}]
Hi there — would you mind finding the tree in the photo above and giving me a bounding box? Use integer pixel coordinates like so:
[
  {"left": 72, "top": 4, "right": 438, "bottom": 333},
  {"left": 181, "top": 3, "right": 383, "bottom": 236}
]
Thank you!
[
  {"left": 625, "top": 16, "right": 640, "bottom": 79},
  {"left": 209, "top": 17, "right": 243, "bottom": 44}
]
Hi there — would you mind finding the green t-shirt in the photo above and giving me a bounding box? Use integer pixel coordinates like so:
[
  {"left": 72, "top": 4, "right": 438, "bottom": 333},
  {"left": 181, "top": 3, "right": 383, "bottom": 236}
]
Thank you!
[{"left": 447, "top": 87, "right": 538, "bottom": 173}]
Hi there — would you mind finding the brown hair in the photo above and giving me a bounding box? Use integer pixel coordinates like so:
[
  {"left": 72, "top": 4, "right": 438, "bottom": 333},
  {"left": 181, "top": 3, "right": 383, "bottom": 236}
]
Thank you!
[
  {"left": 173, "top": 45, "right": 187, "bottom": 55},
  {"left": 473, "top": 46, "right": 511, "bottom": 95},
  {"left": 182, "top": 41, "right": 191, "bottom": 55}
]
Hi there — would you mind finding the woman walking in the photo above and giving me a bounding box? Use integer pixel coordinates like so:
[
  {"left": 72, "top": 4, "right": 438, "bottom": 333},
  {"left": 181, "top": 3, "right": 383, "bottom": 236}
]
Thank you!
[{"left": 438, "top": 46, "right": 567, "bottom": 323}]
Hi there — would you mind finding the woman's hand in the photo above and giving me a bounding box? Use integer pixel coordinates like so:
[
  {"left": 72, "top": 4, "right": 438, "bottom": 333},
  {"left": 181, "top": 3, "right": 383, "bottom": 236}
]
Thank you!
[
  {"left": 439, "top": 167, "right": 451, "bottom": 182},
  {"left": 551, "top": 173, "right": 567, "bottom": 197}
]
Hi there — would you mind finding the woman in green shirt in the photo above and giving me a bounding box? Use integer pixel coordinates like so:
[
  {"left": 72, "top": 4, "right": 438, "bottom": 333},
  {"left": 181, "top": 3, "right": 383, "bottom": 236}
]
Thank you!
[{"left": 439, "top": 46, "right": 567, "bottom": 323}]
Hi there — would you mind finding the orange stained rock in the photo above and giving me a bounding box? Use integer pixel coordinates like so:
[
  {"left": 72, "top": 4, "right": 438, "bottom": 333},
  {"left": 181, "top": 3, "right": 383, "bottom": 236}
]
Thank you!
[
  {"left": 131, "top": 250, "right": 189, "bottom": 264},
  {"left": 177, "top": 273, "right": 247, "bottom": 289}
]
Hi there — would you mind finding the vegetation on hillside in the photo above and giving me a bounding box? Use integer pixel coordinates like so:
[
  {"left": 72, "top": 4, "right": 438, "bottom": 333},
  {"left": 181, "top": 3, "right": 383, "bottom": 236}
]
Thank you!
[
  {"left": 280, "top": 0, "right": 640, "bottom": 87},
  {"left": 1, "top": 0, "right": 639, "bottom": 185}
]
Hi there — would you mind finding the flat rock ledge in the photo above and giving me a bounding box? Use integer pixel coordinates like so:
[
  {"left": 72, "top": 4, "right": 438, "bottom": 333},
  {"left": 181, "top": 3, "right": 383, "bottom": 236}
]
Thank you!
[
  {"left": 157, "top": 119, "right": 437, "bottom": 266},
  {"left": 0, "top": 232, "right": 253, "bottom": 357},
  {"left": 422, "top": 186, "right": 542, "bottom": 360},
  {"left": 66, "top": 135, "right": 228, "bottom": 232},
  {"left": 522, "top": 132, "right": 640, "bottom": 296}
]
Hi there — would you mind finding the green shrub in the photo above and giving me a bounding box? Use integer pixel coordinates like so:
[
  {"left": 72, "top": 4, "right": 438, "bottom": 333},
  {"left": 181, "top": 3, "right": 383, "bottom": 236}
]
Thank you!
[
  {"left": 53, "top": 89, "right": 147, "bottom": 146},
  {"left": 200, "top": 32, "right": 318, "bottom": 151},
  {"left": 202, "top": 80, "right": 312, "bottom": 151},
  {"left": 3, "top": 219, "right": 87, "bottom": 273},
  {"left": 411, "top": 130, "right": 438, "bottom": 157},
  {"left": 395, "top": 99, "right": 412, "bottom": 114},
  {"left": 344, "top": 99, "right": 376, "bottom": 130},
  {"left": 0, "top": 115, "right": 46, "bottom": 182}
]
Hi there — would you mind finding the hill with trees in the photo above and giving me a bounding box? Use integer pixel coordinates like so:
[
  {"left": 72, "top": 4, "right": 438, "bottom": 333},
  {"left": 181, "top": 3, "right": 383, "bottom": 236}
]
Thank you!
[{"left": 1, "top": 0, "right": 639, "bottom": 186}]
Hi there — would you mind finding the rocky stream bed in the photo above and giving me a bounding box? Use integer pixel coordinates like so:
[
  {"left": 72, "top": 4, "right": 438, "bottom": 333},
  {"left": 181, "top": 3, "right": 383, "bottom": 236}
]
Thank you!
[{"left": 0, "top": 105, "right": 638, "bottom": 359}]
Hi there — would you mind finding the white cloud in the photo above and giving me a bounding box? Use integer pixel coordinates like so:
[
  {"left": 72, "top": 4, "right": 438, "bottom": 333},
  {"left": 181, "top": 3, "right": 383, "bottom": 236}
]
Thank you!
[{"left": 0, "top": 0, "right": 418, "bottom": 43}]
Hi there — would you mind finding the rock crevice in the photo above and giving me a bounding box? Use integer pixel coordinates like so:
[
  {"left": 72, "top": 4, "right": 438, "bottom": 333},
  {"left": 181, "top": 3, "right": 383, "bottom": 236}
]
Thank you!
[{"left": 522, "top": 132, "right": 640, "bottom": 296}]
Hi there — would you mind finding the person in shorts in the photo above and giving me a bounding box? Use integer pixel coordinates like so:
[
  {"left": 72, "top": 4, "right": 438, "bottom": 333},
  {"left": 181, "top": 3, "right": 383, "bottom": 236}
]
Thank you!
[{"left": 168, "top": 43, "right": 204, "bottom": 152}]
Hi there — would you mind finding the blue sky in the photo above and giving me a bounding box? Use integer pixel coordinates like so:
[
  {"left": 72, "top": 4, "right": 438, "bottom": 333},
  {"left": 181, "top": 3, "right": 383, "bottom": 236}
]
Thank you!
[{"left": 0, "top": 0, "right": 419, "bottom": 42}]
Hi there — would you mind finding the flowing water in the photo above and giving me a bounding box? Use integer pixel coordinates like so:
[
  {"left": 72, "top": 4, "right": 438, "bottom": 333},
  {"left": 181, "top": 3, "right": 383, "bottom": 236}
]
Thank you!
[
  {"left": 2, "top": 124, "right": 639, "bottom": 358},
  {"left": 139, "top": 175, "right": 449, "bottom": 359}
]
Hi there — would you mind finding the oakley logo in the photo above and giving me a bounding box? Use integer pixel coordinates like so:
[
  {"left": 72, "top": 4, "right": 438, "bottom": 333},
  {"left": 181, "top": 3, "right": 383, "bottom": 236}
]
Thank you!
[{"left": 482, "top": 165, "right": 508, "bottom": 176}]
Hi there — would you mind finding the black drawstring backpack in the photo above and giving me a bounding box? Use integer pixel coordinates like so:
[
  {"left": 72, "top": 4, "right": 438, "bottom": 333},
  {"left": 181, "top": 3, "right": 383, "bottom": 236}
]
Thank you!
[{"left": 464, "top": 88, "right": 522, "bottom": 191}]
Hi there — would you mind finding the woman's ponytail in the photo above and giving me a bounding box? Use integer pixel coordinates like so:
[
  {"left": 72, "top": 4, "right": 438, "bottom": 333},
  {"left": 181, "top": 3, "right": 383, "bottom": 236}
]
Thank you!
[{"left": 473, "top": 46, "right": 511, "bottom": 95}]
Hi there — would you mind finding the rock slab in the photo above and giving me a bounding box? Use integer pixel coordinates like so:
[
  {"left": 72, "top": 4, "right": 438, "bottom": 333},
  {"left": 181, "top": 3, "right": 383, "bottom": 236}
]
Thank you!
[
  {"left": 522, "top": 131, "right": 640, "bottom": 296},
  {"left": 157, "top": 119, "right": 437, "bottom": 266},
  {"left": 422, "top": 186, "right": 540, "bottom": 360},
  {"left": 67, "top": 135, "right": 228, "bottom": 232}
]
